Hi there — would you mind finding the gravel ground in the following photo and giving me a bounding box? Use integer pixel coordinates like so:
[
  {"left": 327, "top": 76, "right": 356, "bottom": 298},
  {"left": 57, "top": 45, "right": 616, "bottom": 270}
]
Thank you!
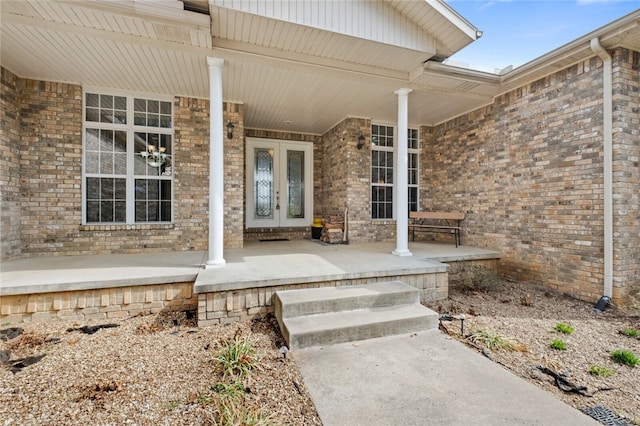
[
  {"left": 0, "top": 313, "right": 321, "bottom": 426},
  {"left": 424, "top": 280, "right": 640, "bottom": 425},
  {"left": 2, "top": 280, "right": 638, "bottom": 425}
]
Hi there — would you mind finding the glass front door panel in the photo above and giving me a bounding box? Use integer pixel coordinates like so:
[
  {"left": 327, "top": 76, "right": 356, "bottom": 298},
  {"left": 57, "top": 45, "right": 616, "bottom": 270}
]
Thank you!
[
  {"left": 286, "top": 150, "right": 305, "bottom": 219},
  {"left": 246, "top": 138, "right": 312, "bottom": 228},
  {"left": 254, "top": 148, "right": 274, "bottom": 220}
]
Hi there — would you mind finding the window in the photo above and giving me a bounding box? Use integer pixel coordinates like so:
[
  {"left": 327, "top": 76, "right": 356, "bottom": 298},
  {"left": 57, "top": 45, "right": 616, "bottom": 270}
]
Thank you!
[
  {"left": 371, "top": 124, "right": 419, "bottom": 219},
  {"left": 83, "top": 91, "right": 173, "bottom": 224},
  {"left": 408, "top": 128, "right": 419, "bottom": 213},
  {"left": 371, "top": 125, "right": 395, "bottom": 219}
]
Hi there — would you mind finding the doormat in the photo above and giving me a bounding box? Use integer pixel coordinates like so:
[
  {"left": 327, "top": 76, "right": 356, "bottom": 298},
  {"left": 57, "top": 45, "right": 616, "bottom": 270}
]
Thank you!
[
  {"left": 259, "top": 238, "right": 289, "bottom": 242},
  {"left": 580, "top": 405, "right": 631, "bottom": 426}
]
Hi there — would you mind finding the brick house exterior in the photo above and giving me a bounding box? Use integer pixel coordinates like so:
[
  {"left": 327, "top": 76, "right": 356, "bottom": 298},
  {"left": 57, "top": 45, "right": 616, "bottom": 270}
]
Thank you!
[
  {"left": 1, "top": 2, "right": 639, "bottom": 306},
  {"left": 422, "top": 49, "right": 639, "bottom": 303}
]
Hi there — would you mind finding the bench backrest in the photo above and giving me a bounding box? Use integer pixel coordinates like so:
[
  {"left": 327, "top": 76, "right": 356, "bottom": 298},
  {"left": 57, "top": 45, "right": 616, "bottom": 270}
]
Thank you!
[{"left": 410, "top": 211, "right": 465, "bottom": 220}]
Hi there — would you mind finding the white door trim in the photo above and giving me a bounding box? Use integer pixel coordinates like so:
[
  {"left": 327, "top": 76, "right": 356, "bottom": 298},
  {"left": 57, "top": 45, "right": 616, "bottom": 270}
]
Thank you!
[{"left": 246, "top": 137, "right": 313, "bottom": 229}]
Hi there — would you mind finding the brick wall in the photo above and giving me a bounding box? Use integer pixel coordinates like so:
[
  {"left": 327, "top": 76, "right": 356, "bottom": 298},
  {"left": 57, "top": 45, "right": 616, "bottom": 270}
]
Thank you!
[
  {"left": 0, "top": 69, "right": 245, "bottom": 259},
  {"left": 0, "top": 282, "right": 196, "bottom": 323},
  {"left": 320, "top": 117, "right": 396, "bottom": 243},
  {"left": 424, "top": 50, "right": 639, "bottom": 304},
  {"left": 18, "top": 79, "right": 84, "bottom": 256},
  {"left": 222, "top": 102, "right": 245, "bottom": 248},
  {"left": 0, "top": 68, "right": 21, "bottom": 259},
  {"left": 197, "top": 271, "right": 447, "bottom": 326},
  {"left": 611, "top": 49, "right": 640, "bottom": 304},
  {"left": 173, "top": 98, "right": 244, "bottom": 250}
]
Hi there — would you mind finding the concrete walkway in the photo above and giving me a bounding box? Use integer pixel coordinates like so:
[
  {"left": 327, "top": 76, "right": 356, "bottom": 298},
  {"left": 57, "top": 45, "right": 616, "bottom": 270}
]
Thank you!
[{"left": 295, "top": 330, "right": 599, "bottom": 426}]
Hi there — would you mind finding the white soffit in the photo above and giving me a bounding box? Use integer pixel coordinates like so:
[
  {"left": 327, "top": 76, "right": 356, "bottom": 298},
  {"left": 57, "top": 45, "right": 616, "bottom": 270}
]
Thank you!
[
  {"left": 11, "top": 2, "right": 639, "bottom": 133},
  {"left": 0, "top": 0, "right": 212, "bottom": 97}
]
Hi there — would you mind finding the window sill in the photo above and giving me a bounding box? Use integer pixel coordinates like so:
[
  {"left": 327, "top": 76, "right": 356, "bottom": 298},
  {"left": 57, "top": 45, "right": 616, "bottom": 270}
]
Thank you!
[
  {"left": 80, "top": 223, "right": 174, "bottom": 231},
  {"left": 370, "top": 219, "right": 396, "bottom": 224}
]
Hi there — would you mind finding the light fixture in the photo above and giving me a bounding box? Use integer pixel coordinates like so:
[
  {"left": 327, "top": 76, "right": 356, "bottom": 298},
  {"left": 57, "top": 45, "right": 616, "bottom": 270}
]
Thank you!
[
  {"left": 140, "top": 144, "right": 167, "bottom": 168},
  {"left": 357, "top": 133, "right": 365, "bottom": 150},
  {"left": 226, "top": 120, "right": 235, "bottom": 139}
]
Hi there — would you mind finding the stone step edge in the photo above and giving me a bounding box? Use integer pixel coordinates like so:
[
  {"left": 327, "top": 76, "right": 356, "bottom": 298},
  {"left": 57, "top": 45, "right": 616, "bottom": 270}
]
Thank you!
[
  {"left": 275, "top": 281, "right": 419, "bottom": 318},
  {"left": 283, "top": 303, "right": 438, "bottom": 349}
]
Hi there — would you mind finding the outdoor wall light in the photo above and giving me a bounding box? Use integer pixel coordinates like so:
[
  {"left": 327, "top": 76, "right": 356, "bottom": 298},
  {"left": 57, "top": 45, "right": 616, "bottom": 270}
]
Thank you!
[
  {"left": 357, "top": 133, "right": 365, "bottom": 150},
  {"left": 226, "top": 120, "right": 235, "bottom": 139}
]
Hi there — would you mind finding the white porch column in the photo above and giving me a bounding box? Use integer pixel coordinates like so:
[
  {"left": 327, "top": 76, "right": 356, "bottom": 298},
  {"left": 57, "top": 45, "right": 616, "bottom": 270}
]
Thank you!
[
  {"left": 206, "top": 57, "right": 225, "bottom": 269},
  {"left": 393, "top": 88, "right": 413, "bottom": 257}
]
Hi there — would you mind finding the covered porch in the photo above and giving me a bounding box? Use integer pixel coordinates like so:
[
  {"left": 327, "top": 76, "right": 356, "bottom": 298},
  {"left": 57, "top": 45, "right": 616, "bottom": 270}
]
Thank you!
[{"left": 0, "top": 241, "right": 500, "bottom": 325}]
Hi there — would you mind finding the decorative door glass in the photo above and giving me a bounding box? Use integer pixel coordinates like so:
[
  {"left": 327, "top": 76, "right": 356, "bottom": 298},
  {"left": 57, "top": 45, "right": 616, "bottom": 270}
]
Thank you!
[
  {"left": 254, "top": 148, "right": 274, "bottom": 220},
  {"left": 287, "top": 150, "right": 305, "bottom": 219},
  {"left": 246, "top": 138, "right": 312, "bottom": 228}
]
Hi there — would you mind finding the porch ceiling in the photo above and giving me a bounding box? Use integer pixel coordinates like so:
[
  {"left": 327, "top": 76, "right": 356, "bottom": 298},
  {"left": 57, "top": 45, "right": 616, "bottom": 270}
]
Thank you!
[
  {"left": 0, "top": 0, "right": 498, "bottom": 133},
  {"left": 4, "top": 2, "right": 637, "bottom": 135}
]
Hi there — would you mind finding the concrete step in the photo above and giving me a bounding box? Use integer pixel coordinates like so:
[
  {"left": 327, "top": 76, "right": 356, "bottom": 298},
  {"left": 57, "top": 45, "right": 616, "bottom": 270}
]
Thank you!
[
  {"left": 282, "top": 303, "right": 439, "bottom": 349},
  {"left": 274, "top": 281, "right": 420, "bottom": 319}
]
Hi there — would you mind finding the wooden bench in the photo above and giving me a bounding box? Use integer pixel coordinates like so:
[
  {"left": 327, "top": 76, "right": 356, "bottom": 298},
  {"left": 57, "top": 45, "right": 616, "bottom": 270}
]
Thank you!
[{"left": 409, "top": 211, "right": 465, "bottom": 247}]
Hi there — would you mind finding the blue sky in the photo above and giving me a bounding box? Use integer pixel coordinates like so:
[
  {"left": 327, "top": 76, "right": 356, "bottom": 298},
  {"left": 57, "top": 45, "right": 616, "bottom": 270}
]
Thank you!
[{"left": 447, "top": 0, "right": 640, "bottom": 72}]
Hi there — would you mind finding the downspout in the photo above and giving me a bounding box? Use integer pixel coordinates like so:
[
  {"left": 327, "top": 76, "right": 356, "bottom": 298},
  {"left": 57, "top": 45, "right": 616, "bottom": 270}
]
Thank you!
[{"left": 590, "top": 38, "right": 613, "bottom": 300}]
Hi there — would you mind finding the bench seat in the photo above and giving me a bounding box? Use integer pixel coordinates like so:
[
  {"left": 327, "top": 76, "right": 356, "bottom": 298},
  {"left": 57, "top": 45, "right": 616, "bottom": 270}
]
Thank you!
[{"left": 409, "top": 211, "right": 464, "bottom": 247}]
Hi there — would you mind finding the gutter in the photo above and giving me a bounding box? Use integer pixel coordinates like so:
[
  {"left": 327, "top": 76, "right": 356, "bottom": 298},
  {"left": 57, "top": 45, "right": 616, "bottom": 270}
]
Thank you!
[{"left": 590, "top": 38, "right": 614, "bottom": 301}]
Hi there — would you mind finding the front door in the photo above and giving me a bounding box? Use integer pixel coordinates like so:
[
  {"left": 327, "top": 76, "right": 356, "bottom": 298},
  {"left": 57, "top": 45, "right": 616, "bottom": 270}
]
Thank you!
[{"left": 246, "top": 138, "right": 313, "bottom": 228}]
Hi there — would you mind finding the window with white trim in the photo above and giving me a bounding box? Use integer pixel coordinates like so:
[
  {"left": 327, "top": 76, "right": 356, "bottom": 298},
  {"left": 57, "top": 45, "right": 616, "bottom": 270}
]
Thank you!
[
  {"left": 371, "top": 124, "right": 419, "bottom": 219},
  {"left": 407, "top": 128, "right": 419, "bottom": 213},
  {"left": 83, "top": 91, "right": 173, "bottom": 224}
]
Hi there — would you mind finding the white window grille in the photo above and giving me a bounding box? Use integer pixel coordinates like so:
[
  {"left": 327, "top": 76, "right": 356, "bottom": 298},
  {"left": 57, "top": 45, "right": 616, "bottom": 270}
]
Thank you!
[
  {"left": 371, "top": 124, "right": 419, "bottom": 219},
  {"left": 83, "top": 91, "right": 173, "bottom": 224}
]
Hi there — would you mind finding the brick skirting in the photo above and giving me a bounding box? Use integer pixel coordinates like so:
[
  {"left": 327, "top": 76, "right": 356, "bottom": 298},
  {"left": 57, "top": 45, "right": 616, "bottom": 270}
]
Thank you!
[
  {"left": 197, "top": 272, "right": 448, "bottom": 327},
  {"left": 0, "top": 282, "right": 196, "bottom": 323}
]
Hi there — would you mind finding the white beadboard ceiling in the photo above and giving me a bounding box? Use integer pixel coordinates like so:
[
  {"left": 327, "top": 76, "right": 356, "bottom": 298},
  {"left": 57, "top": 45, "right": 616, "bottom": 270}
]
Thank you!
[{"left": 1, "top": 1, "right": 639, "bottom": 134}]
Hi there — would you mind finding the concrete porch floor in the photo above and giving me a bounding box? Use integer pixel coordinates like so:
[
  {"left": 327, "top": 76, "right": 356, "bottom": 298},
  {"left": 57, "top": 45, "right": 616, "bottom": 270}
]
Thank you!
[
  {"left": 0, "top": 241, "right": 500, "bottom": 296},
  {"left": 195, "top": 240, "right": 500, "bottom": 293}
]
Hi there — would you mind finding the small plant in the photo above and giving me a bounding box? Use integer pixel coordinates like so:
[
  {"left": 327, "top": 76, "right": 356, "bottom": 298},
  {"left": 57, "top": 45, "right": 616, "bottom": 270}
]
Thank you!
[
  {"left": 588, "top": 365, "right": 615, "bottom": 377},
  {"left": 550, "top": 339, "right": 567, "bottom": 350},
  {"left": 197, "top": 395, "right": 213, "bottom": 405},
  {"left": 621, "top": 329, "right": 638, "bottom": 338},
  {"left": 468, "top": 329, "right": 526, "bottom": 352},
  {"left": 166, "top": 400, "right": 181, "bottom": 411},
  {"left": 211, "top": 380, "right": 245, "bottom": 398},
  {"left": 449, "top": 264, "right": 502, "bottom": 293},
  {"left": 611, "top": 349, "right": 639, "bottom": 367},
  {"left": 554, "top": 323, "right": 574, "bottom": 334},
  {"left": 210, "top": 396, "right": 275, "bottom": 426},
  {"left": 215, "top": 336, "right": 259, "bottom": 378}
]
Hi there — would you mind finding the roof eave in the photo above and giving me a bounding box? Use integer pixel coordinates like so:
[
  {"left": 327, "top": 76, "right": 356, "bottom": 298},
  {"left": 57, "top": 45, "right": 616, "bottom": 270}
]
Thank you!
[{"left": 426, "top": 0, "right": 481, "bottom": 43}]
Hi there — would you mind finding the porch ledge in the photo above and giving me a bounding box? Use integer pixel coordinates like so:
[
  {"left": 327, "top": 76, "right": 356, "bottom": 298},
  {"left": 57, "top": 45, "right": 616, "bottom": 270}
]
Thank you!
[
  {"left": 193, "top": 241, "right": 501, "bottom": 294},
  {"left": 0, "top": 251, "right": 204, "bottom": 296},
  {"left": 194, "top": 261, "right": 448, "bottom": 294}
]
